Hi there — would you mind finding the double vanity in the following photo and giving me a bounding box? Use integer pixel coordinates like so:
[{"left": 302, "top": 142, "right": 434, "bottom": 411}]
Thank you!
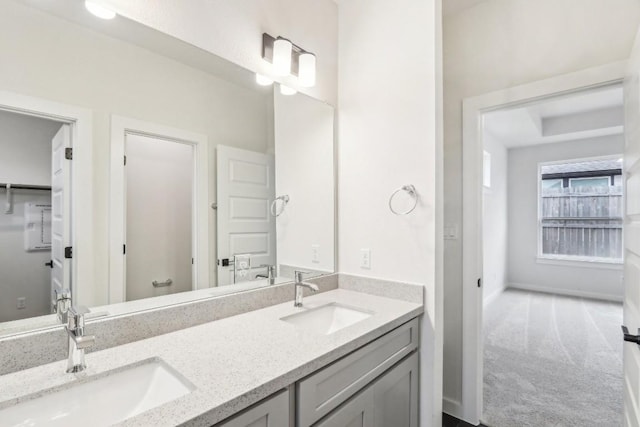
[{"left": 0, "top": 275, "right": 423, "bottom": 426}]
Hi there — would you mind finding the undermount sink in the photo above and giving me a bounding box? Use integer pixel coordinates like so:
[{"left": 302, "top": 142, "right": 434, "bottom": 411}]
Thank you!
[
  {"left": 0, "top": 358, "right": 195, "bottom": 427},
  {"left": 281, "top": 303, "right": 373, "bottom": 335}
]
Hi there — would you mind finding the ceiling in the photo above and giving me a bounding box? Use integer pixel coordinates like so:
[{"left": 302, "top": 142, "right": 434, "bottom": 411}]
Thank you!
[{"left": 482, "top": 85, "right": 624, "bottom": 149}]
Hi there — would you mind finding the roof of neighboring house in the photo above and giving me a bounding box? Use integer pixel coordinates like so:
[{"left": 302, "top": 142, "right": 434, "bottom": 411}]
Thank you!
[{"left": 541, "top": 159, "right": 622, "bottom": 176}]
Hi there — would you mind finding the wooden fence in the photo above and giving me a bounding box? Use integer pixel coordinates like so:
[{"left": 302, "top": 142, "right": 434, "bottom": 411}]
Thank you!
[{"left": 540, "top": 185, "right": 623, "bottom": 259}]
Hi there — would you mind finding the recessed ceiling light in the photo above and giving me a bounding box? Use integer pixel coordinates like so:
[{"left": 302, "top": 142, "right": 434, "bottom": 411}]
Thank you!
[{"left": 85, "top": 1, "right": 117, "bottom": 20}]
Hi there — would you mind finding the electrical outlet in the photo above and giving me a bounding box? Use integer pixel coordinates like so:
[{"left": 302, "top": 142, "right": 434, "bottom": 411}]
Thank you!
[
  {"left": 311, "top": 244, "right": 320, "bottom": 264},
  {"left": 444, "top": 224, "right": 459, "bottom": 240},
  {"left": 360, "top": 248, "right": 371, "bottom": 269},
  {"left": 17, "top": 297, "right": 26, "bottom": 310}
]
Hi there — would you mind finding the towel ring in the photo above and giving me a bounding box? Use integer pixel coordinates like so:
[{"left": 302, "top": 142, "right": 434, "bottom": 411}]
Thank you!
[
  {"left": 389, "top": 185, "right": 418, "bottom": 215},
  {"left": 270, "top": 195, "right": 290, "bottom": 217}
]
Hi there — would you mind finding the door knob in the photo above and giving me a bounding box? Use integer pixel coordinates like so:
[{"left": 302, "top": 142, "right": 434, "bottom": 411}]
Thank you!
[
  {"left": 45, "top": 260, "right": 54, "bottom": 269},
  {"left": 622, "top": 325, "right": 640, "bottom": 345}
]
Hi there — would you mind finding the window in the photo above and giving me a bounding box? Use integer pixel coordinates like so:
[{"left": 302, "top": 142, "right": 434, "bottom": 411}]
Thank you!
[
  {"left": 569, "top": 177, "right": 609, "bottom": 189},
  {"left": 539, "top": 157, "right": 623, "bottom": 262}
]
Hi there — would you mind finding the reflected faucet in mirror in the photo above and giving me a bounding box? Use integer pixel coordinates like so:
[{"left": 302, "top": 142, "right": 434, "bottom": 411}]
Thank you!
[
  {"left": 255, "top": 265, "right": 277, "bottom": 285},
  {"left": 54, "top": 289, "right": 71, "bottom": 324}
]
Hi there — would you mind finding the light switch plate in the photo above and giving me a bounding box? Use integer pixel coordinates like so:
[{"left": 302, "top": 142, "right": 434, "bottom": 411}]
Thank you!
[
  {"left": 360, "top": 248, "right": 371, "bottom": 269},
  {"left": 311, "top": 244, "right": 320, "bottom": 263}
]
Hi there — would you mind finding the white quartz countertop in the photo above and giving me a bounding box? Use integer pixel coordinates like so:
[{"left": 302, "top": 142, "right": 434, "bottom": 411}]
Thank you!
[{"left": 0, "top": 289, "right": 423, "bottom": 427}]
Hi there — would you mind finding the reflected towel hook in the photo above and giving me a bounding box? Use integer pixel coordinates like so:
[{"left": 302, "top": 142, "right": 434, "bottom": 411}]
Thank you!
[
  {"left": 389, "top": 184, "right": 418, "bottom": 215},
  {"left": 270, "top": 195, "right": 290, "bottom": 217}
]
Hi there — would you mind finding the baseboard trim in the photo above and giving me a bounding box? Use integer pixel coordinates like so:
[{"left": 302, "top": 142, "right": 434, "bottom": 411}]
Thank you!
[
  {"left": 508, "top": 282, "right": 623, "bottom": 302},
  {"left": 483, "top": 286, "right": 504, "bottom": 308},
  {"left": 443, "top": 396, "right": 464, "bottom": 419}
]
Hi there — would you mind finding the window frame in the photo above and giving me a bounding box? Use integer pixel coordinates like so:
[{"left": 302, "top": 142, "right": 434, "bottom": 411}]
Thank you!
[{"left": 537, "top": 155, "right": 624, "bottom": 265}]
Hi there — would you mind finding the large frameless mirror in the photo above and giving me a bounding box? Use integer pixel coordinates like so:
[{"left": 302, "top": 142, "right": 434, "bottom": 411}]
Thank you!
[{"left": 0, "top": 0, "right": 335, "bottom": 336}]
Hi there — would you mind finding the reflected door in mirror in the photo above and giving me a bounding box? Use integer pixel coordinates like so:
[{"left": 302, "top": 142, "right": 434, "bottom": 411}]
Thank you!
[
  {"left": 216, "top": 145, "right": 276, "bottom": 286},
  {"left": 125, "top": 134, "right": 194, "bottom": 301}
]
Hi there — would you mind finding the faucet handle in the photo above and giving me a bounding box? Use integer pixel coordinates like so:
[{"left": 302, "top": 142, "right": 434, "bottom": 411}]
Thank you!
[
  {"left": 295, "top": 270, "right": 312, "bottom": 282},
  {"left": 67, "top": 306, "right": 91, "bottom": 328}
]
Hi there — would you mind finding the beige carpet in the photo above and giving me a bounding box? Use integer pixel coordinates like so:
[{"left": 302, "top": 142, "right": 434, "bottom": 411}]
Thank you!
[{"left": 482, "top": 289, "right": 623, "bottom": 427}]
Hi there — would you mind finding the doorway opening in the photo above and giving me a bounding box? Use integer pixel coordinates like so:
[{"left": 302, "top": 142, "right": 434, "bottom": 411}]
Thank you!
[
  {"left": 108, "top": 115, "right": 209, "bottom": 304},
  {"left": 479, "top": 84, "right": 625, "bottom": 426},
  {"left": 0, "top": 109, "right": 69, "bottom": 322},
  {"left": 124, "top": 134, "right": 195, "bottom": 301}
]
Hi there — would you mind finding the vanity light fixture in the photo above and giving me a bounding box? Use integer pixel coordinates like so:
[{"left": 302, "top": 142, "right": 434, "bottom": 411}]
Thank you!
[
  {"left": 85, "top": 1, "right": 117, "bottom": 20},
  {"left": 273, "top": 38, "right": 293, "bottom": 76},
  {"left": 255, "top": 73, "right": 274, "bottom": 86},
  {"left": 298, "top": 52, "right": 316, "bottom": 87},
  {"left": 262, "top": 33, "right": 316, "bottom": 87},
  {"left": 280, "top": 85, "right": 297, "bottom": 96}
]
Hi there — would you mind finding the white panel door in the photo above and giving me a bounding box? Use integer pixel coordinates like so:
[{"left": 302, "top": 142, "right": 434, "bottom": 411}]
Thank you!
[
  {"left": 50, "top": 124, "right": 71, "bottom": 307},
  {"left": 216, "top": 145, "right": 275, "bottom": 286},
  {"left": 623, "top": 29, "right": 640, "bottom": 427}
]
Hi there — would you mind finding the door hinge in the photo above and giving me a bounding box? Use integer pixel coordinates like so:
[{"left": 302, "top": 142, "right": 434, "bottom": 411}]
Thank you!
[
  {"left": 124, "top": 155, "right": 127, "bottom": 166},
  {"left": 477, "top": 278, "right": 482, "bottom": 288},
  {"left": 123, "top": 244, "right": 126, "bottom": 255},
  {"left": 64, "top": 246, "right": 73, "bottom": 259},
  {"left": 65, "top": 148, "right": 73, "bottom": 160}
]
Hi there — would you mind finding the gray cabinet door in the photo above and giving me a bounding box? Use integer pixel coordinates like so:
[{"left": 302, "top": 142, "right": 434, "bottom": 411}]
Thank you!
[
  {"left": 215, "top": 389, "right": 290, "bottom": 427},
  {"left": 314, "top": 388, "right": 374, "bottom": 427},
  {"left": 372, "top": 352, "right": 419, "bottom": 427},
  {"left": 297, "top": 318, "right": 419, "bottom": 426},
  {"left": 313, "top": 352, "right": 418, "bottom": 427}
]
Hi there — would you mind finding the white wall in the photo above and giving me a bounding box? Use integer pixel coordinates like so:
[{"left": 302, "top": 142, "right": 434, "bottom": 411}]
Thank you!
[
  {"left": 443, "top": 0, "right": 640, "bottom": 413},
  {"left": 0, "top": 112, "right": 59, "bottom": 186},
  {"left": 338, "top": 0, "right": 443, "bottom": 425},
  {"left": 507, "top": 135, "right": 625, "bottom": 300},
  {"left": 482, "top": 133, "right": 508, "bottom": 305},
  {"left": 0, "top": 1, "right": 272, "bottom": 306},
  {"left": 0, "top": 112, "right": 62, "bottom": 322},
  {"left": 274, "top": 91, "right": 335, "bottom": 274},
  {"left": 125, "top": 134, "right": 193, "bottom": 301},
  {"left": 101, "top": 0, "right": 338, "bottom": 106}
]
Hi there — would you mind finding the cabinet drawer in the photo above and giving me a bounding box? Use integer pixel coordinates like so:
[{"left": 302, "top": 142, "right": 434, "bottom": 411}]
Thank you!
[
  {"left": 297, "top": 318, "right": 419, "bottom": 426},
  {"left": 215, "top": 389, "right": 290, "bottom": 427}
]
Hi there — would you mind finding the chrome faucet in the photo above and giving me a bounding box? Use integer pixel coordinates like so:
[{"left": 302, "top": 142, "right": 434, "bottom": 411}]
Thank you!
[
  {"left": 256, "top": 265, "right": 277, "bottom": 285},
  {"left": 65, "top": 306, "right": 96, "bottom": 373},
  {"left": 294, "top": 270, "right": 319, "bottom": 307}
]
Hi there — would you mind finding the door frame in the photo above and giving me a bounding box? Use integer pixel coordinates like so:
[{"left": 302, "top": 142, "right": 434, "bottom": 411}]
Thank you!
[
  {"left": 458, "top": 61, "right": 627, "bottom": 424},
  {"left": 109, "top": 115, "right": 209, "bottom": 303},
  {"left": 0, "top": 90, "right": 93, "bottom": 306}
]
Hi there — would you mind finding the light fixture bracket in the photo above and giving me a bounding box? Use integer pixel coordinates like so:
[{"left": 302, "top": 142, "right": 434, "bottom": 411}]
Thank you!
[{"left": 262, "top": 33, "right": 309, "bottom": 77}]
